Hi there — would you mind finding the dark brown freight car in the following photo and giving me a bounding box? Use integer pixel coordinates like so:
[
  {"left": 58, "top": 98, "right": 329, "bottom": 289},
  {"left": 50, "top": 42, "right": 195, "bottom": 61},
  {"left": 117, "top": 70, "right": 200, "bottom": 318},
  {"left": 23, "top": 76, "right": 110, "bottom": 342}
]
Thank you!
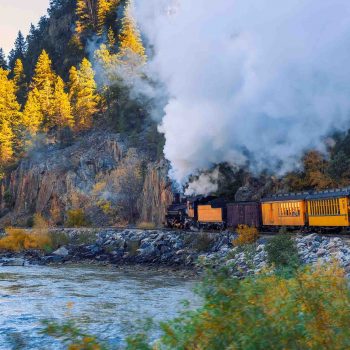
[{"left": 227, "top": 202, "right": 261, "bottom": 228}]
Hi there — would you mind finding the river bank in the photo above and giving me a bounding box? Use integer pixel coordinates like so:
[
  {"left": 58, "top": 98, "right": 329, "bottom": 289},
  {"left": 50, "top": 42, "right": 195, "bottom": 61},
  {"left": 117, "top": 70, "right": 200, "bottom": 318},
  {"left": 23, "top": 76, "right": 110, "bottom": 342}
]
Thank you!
[{"left": 1, "top": 228, "right": 350, "bottom": 278}]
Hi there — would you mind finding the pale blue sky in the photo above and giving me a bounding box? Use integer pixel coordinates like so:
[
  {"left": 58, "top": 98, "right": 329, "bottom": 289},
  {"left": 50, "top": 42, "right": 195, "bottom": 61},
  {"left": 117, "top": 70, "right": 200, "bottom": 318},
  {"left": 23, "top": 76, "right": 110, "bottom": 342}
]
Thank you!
[{"left": 0, "top": 0, "right": 50, "bottom": 55}]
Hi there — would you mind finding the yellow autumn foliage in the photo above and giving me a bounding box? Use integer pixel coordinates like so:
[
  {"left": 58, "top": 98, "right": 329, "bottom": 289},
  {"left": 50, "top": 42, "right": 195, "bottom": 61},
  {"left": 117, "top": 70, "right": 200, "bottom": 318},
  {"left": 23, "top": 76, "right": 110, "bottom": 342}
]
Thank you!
[
  {"left": 0, "top": 214, "right": 51, "bottom": 252},
  {"left": 161, "top": 263, "right": 350, "bottom": 350},
  {"left": 234, "top": 224, "right": 259, "bottom": 246}
]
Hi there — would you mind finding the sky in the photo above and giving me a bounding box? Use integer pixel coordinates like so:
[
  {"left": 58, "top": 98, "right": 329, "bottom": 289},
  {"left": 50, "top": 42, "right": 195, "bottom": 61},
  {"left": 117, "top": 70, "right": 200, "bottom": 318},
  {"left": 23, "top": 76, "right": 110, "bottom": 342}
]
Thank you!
[{"left": 0, "top": 0, "right": 50, "bottom": 55}]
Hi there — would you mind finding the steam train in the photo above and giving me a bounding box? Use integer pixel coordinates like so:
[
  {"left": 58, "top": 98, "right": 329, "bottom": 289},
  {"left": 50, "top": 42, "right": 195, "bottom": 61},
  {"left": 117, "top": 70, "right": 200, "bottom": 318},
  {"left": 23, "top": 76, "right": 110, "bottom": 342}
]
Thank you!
[{"left": 165, "top": 187, "right": 350, "bottom": 231}]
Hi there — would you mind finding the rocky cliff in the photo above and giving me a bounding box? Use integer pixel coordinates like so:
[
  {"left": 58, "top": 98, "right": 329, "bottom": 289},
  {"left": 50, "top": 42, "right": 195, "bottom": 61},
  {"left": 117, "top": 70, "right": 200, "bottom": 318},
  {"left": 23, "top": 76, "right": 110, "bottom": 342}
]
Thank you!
[
  {"left": 138, "top": 160, "right": 173, "bottom": 226},
  {"left": 0, "top": 131, "right": 172, "bottom": 227}
]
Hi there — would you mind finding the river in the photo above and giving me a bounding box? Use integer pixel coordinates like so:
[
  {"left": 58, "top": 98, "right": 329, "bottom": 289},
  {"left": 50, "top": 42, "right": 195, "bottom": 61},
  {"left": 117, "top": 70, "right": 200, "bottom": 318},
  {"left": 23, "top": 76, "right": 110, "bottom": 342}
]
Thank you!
[{"left": 0, "top": 264, "right": 200, "bottom": 349}]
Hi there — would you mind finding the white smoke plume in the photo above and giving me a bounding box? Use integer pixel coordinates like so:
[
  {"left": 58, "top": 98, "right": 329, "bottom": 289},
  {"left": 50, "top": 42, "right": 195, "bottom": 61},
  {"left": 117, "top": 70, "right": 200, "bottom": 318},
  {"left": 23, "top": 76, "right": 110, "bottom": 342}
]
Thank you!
[
  {"left": 134, "top": 0, "right": 350, "bottom": 186},
  {"left": 185, "top": 168, "right": 219, "bottom": 196}
]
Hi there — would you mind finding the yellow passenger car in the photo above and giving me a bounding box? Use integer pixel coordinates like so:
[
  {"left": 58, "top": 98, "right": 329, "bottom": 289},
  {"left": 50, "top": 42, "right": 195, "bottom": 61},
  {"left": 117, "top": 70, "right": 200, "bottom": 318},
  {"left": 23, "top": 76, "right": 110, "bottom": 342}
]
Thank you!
[
  {"left": 261, "top": 194, "right": 308, "bottom": 227},
  {"left": 306, "top": 190, "right": 350, "bottom": 227}
]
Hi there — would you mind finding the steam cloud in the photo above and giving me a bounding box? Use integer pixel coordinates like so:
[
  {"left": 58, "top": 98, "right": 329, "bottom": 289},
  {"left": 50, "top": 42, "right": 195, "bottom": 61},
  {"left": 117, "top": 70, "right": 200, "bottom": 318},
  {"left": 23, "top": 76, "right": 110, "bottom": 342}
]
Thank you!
[
  {"left": 135, "top": 0, "right": 350, "bottom": 186},
  {"left": 185, "top": 168, "right": 219, "bottom": 196}
]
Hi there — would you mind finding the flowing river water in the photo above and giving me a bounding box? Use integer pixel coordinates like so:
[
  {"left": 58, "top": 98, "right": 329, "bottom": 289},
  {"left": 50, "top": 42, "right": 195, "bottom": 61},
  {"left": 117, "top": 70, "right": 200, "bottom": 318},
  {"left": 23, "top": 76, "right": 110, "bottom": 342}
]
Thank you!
[{"left": 0, "top": 264, "right": 200, "bottom": 349}]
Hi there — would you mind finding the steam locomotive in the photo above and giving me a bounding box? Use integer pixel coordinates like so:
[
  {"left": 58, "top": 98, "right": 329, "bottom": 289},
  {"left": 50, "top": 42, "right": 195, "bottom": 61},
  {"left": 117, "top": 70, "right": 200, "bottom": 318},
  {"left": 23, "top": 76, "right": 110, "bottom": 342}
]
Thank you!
[{"left": 165, "top": 187, "right": 350, "bottom": 231}]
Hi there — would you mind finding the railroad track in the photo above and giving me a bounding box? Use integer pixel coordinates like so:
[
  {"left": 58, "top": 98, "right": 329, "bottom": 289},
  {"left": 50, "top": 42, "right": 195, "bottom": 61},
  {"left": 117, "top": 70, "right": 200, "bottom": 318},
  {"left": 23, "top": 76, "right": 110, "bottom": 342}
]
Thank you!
[{"left": 50, "top": 226, "right": 350, "bottom": 241}]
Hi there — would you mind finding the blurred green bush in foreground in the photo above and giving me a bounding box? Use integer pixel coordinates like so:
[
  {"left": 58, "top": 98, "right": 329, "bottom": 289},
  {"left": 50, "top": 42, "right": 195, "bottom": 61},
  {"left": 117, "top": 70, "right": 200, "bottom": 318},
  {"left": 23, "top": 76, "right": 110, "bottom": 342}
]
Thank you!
[{"left": 45, "top": 261, "right": 350, "bottom": 350}]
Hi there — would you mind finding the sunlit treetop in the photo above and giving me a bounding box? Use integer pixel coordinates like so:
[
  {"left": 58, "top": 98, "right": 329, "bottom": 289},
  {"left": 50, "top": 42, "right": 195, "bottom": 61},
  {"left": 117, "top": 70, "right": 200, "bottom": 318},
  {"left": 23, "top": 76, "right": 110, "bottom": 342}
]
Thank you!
[{"left": 118, "top": 0, "right": 146, "bottom": 63}]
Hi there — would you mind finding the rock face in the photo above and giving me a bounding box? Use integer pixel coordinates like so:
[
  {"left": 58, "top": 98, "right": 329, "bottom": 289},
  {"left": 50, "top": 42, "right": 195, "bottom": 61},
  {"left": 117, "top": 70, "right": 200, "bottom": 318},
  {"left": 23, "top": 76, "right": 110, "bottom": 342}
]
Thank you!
[
  {"left": 234, "top": 176, "right": 276, "bottom": 202},
  {"left": 138, "top": 160, "right": 173, "bottom": 227},
  {"left": 0, "top": 132, "right": 172, "bottom": 227}
]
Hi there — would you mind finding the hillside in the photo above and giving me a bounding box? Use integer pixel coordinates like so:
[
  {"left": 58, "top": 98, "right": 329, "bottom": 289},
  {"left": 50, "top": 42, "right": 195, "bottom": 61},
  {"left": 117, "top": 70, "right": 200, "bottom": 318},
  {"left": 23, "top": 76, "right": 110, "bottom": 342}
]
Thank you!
[
  {"left": 0, "top": 0, "right": 169, "bottom": 226},
  {"left": 1, "top": 0, "right": 350, "bottom": 228}
]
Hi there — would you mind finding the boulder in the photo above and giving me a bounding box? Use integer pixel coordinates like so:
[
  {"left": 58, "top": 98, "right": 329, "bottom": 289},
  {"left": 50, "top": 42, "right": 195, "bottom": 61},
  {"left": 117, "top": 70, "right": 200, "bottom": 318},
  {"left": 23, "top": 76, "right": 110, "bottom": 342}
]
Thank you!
[
  {"left": 52, "top": 246, "right": 69, "bottom": 256},
  {"left": 1, "top": 258, "right": 25, "bottom": 266}
]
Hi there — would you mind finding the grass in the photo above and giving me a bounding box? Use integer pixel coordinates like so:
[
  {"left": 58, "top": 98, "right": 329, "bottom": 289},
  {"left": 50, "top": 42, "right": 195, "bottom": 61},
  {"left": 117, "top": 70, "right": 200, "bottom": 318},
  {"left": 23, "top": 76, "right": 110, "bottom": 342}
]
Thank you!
[
  {"left": 136, "top": 222, "right": 156, "bottom": 230},
  {"left": 185, "top": 231, "right": 216, "bottom": 252},
  {"left": 265, "top": 234, "right": 300, "bottom": 270},
  {"left": 0, "top": 214, "right": 51, "bottom": 252}
]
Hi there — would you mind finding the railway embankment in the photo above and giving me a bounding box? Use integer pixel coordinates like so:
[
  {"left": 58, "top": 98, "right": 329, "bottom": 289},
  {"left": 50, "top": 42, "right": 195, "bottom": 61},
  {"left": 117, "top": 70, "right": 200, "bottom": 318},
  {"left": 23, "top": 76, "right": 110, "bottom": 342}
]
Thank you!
[{"left": 0, "top": 229, "right": 350, "bottom": 278}]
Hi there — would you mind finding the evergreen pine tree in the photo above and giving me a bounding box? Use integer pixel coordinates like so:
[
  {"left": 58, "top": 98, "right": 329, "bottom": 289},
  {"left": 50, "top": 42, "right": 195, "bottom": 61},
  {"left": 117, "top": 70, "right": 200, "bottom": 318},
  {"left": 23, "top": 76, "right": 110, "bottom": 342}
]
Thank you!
[
  {"left": 13, "top": 59, "right": 27, "bottom": 105},
  {"left": 8, "top": 31, "right": 27, "bottom": 71},
  {"left": 69, "top": 58, "right": 100, "bottom": 131},
  {"left": 0, "top": 49, "right": 8, "bottom": 70},
  {"left": 118, "top": 0, "right": 146, "bottom": 63}
]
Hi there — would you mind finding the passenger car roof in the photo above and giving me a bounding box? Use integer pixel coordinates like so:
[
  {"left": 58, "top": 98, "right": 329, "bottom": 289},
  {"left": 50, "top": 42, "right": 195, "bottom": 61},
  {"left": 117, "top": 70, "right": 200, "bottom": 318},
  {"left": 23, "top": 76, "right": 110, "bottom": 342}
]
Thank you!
[
  {"left": 261, "top": 187, "right": 350, "bottom": 202},
  {"left": 261, "top": 193, "right": 309, "bottom": 202},
  {"left": 306, "top": 188, "right": 350, "bottom": 200}
]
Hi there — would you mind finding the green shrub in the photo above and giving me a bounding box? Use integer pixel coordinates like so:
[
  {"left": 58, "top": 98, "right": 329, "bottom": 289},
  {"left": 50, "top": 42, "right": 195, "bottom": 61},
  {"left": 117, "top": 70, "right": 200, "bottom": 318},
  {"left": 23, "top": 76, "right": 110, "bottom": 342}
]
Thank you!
[
  {"left": 159, "top": 263, "right": 350, "bottom": 350},
  {"left": 265, "top": 234, "right": 300, "bottom": 269},
  {"left": 186, "top": 232, "right": 215, "bottom": 252},
  {"left": 65, "top": 209, "right": 89, "bottom": 228},
  {"left": 3, "top": 190, "right": 13, "bottom": 207},
  {"left": 44, "top": 320, "right": 107, "bottom": 350},
  {"left": 49, "top": 231, "right": 70, "bottom": 250}
]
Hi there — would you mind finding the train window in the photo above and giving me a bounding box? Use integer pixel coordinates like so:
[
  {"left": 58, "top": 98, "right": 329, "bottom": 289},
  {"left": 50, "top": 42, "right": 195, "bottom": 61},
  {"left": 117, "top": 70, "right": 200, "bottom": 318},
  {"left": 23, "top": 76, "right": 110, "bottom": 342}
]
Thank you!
[
  {"left": 330, "top": 199, "right": 334, "bottom": 215},
  {"left": 331, "top": 199, "right": 334, "bottom": 215},
  {"left": 335, "top": 199, "right": 338, "bottom": 215}
]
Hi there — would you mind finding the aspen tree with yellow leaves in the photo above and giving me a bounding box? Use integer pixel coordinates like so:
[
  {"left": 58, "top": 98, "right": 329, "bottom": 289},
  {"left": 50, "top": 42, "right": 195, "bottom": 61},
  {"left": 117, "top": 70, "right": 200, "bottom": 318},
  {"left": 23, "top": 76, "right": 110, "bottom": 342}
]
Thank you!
[
  {"left": 25, "top": 50, "right": 73, "bottom": 132},
  {"left": 0, "top": 68, "right": 21, "bottom": 165},
  {"left": 52, "top": 76, "right": 74, "bottom": 128},
  {"left": 30, "top": 50, "right": 56, "bottom": 128},
  {"left": 107, "top": 27, "right": 116, "bottom": 50},
  {"left": 76, "top": 0, "right": 98, "bottom": 35},
  {"left": 0, "top": 119, "right": 14, "bottom": 165},
  {"left": 118, "top": 0, "right": 146, "bottom": 64},
  {"left": 22, "top": 89, "right": 43, "bottom": 135},
  {"left": 69, "top": 58, "right": 100, "bottom": 131},
  {"left": 97, "top": 0, "right": 120, "bottom": 36}
]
